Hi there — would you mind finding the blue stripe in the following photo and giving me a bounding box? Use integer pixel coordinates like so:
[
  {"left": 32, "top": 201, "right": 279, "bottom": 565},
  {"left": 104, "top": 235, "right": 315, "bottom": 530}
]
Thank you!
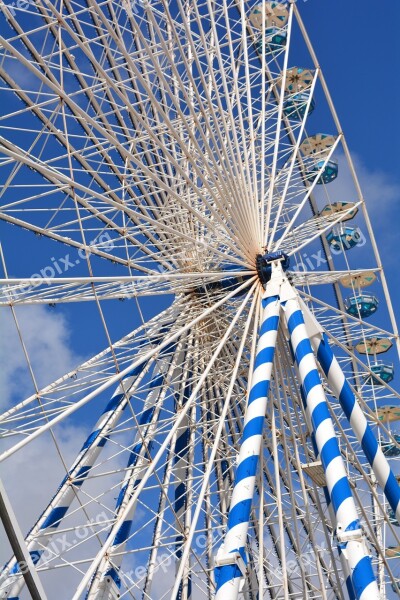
[
  {"left": 338, "top": 382, "right": 356, "bottom": 417},
  {"left": 302, "top": 369, "right": 321, "bottom": 398},
  {"left": 149, "top": 374, "right": 163, "bottom": 389},
  {"left": 248, "top": 380, "right": 269, "bottom": 404},
  {"left": 235, "top": 455, "right": 259, "bottom": 484},
  {"left": 384, "top": 473, "right": 400, "bottom": 512},
  {"left": 127, "top": 443, "right": 142, "bottom": 466},
  {"left": 287, "top": 309, "right": 304, "bottom": 335},
  {"left": 227, "top": 498, "right": 252, "bottom": 530},
  {"left": 259, "top": 315, "right": 279, "bottom": 337},
  {"left": 104, "top": 566, "right": 121, "bottom": 587},
  {"left": 175, "top": 431, "right": 190, "bottom": 460},
  {"left": 40, "top": 506, "right": 68, "bottom": 530},
  {"left": 294, "top": 338, "right": 312, "bottom": 364},
  {"left": 345, "top": 519, "right": 360, "bottom": 532},
  {"left": 9, "top": 550, "right": 43, "bottom": 574},
  {"left": 311, "top": 401, "right": 330, "bottom": 431},
  {"left": 140, "top": 406, "right": 154, "bottom": 425},
  {"left": 261, "top": 295, "right": 279, "bottom": 309},
  {"left": 80, "top": 429, "right": 100, "bottom": 451},
  {"left": 115, "top": 484, "right": 128, "bottom": 510},
  {"left": 215, "top": 563, "right": 243, "bottom": 590},
  {"left": 320, "top": 437, "right": 340, "bottom": 470},
  {"left": 126, "top": 363, "right": 145, "bottom": 378},
  {"left": 30, "top": 550, "right": 42, "bottom": 565},
  {"left": 345, "top": 575, "right": 356, "bottom": 600},
  {"left": 361, "top": 426, "right": 379, "bottom": 465},
  {"left": 102, "top": 393, "right": 123, "bottom": 414},
  {"left": 352, "top": 556, "right": 376, "bottom": 597},
  {"left": 330, "top": 477, "right": 351, "bottom": 514},
  {"left": 113, "top": 520, "right": 132, "bottom": 545},
  {"left": 316, "top": 334, "right": 334, "bottom": 373},
  {"left": 73, "top": 465, "right": 91, "bottom": 486},
  {"left": 254, "top": 346, "right": 275, "bottom": 369},
  {"left": 175, "top": 482, "right": 187, "bottom": 513},
  {"left": 242, "top": 416, "right": 265, "bottom": 441}
]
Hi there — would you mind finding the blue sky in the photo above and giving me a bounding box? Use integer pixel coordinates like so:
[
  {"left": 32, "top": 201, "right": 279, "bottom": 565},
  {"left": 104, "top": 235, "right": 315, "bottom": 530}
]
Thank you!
[
  {"left": 0, "top": 1, "right": 399, "bottom": 422},
  {"left": 299, "top": 0, "right": 400, "bottom": 287},
  {"left": 1, "top": 2, "right": 400, "bottom": 597}
]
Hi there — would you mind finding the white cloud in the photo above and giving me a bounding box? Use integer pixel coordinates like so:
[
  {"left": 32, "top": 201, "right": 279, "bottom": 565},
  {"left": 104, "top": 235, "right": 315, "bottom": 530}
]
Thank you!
[
  {"left": 0, "top": 306, "right": 87, "bottom": 596},
  {"left": 0, "top": 305, "right": 83, "bottom": 410},
  {"left": 0, "top": 305, "right": 141, "bottom": 598},
  {"left": 319, "top": 152, "right": 400, "bottom": 259}
]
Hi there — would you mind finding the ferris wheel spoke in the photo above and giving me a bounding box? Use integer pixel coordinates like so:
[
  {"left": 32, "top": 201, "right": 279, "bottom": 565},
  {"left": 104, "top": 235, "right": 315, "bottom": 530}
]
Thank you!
[
  {"left": 291, "top": 269, "right": 381, "bottom": 288},
  {"left": 263, "top": 1, "right": 293, "bottom": 248},
  {"left": 0, "top": 354, "right": 173, "bottom": 599},
  {"left": 0, "top": 58, "right": 246, "bottom": 265},
  {"left": 1, "top": 1, "right": 399, "bottom": 598},
  {"left": 278, "top": 201, "right": 363, "bottom": 257},
  {"left": 82, "top": 0, "right": 254, "bottom": 257},
  {"left": 170, "top": 291, "right": 258, "bottom": 598},
  {"left": 69, "top": 281, "right": 256, "bottom": 598},
  {"left": 268, "top": 68, "right": 320, "bottom": 245},
  {"left": 0, "top": 276, "right": 256, "bottom": 461},
  {"left": 3, "top": 0, "right": 190, "bottom": 217},
  {"left": 0, "top": 270, "right": 255, "bottom": 306},
  {"left": 203, "top": 0, "right": 263, "bottom": 246},
  {"left": 273, "top": 135, "right": 342, "bottom": 252},
  {"left": 136, "top": 1, "right": 258, "bottom": 254},
  {"left": 0, "top": 301, "right": 185, "bottom": 440},
  {"left": 0, "top": 135, "right": 249, "bottom": 271},
  {"left": 84, "top": 341, "right": 187, "bottom": 599},
  {"left": 221, "top": 2, "right": 264, "bottom": 245}
]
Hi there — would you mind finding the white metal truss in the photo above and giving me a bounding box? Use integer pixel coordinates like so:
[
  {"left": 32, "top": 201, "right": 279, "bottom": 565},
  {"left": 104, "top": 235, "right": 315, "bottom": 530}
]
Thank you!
[{"left": 0, "top": 1, "right": 399, "bottom": 599}]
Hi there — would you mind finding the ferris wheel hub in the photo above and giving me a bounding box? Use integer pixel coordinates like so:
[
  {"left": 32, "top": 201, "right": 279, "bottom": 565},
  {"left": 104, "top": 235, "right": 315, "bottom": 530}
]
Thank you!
[{"left": 256, "top": 251, "right": 290, "bottom": 286}]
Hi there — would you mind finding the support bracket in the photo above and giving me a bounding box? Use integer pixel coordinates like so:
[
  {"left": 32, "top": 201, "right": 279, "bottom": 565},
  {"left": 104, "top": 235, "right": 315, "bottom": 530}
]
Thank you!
[{"left": 215, "top": 551, "right": 247, "bottom": 578}]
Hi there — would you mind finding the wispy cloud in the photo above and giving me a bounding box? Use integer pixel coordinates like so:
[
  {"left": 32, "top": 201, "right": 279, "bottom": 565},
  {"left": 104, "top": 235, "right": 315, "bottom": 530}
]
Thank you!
[
  {"left": 325, "top": 152, "right": 400, "bottom": 260},
  {"left": 0, "top": 305, "right": 137, "bottom": 597},
  {"left": 0, "top": 305, "right": 82, "bottom": 410}
]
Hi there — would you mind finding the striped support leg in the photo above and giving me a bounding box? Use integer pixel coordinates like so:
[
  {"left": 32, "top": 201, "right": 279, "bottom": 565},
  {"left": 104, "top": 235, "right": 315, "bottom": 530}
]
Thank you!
[
  {"left": 214, "top": 295, "right": 280, "bottom": 600},
  {"left": 283, "top": 298, "right": 379, "bottom": 600},
  {"left": 313, "top": 332, "right": 400, "bottom": 524},
  {"left": 288, "top": 340, "right": 355, "bottom": 600}
]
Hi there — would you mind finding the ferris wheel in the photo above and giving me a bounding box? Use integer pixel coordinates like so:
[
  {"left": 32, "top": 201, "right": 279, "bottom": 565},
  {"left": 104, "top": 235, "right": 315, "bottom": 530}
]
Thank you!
[{"left": 1, "top": 0, "right": 400, "bottom": 598}]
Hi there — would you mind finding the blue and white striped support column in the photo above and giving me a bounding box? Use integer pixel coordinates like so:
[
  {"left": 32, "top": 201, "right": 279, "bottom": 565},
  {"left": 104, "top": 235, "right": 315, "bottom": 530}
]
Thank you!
[
  {"left": 85, "top": 362, "right": 169, "bottom": 599},
  {"left": 312, "top": 331, "right": 400, "bottom": 525},
  {"left": 289, "top": 346, "right": 355, "bottom": 600},
  {"left": 214, "top": 295, "right": 280, "bottom": 600},
  {"left": 0, "top": 362, "right": 149, "bottom": 600},
  {"left": 283, "top": 297, "right": 379, "bottom": 600}
]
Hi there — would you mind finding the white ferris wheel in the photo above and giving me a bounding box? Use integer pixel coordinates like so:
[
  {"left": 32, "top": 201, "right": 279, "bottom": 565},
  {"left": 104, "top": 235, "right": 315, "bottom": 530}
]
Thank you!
[{"left": 0, "top": 1, "right": 400, "bottom": 599}]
